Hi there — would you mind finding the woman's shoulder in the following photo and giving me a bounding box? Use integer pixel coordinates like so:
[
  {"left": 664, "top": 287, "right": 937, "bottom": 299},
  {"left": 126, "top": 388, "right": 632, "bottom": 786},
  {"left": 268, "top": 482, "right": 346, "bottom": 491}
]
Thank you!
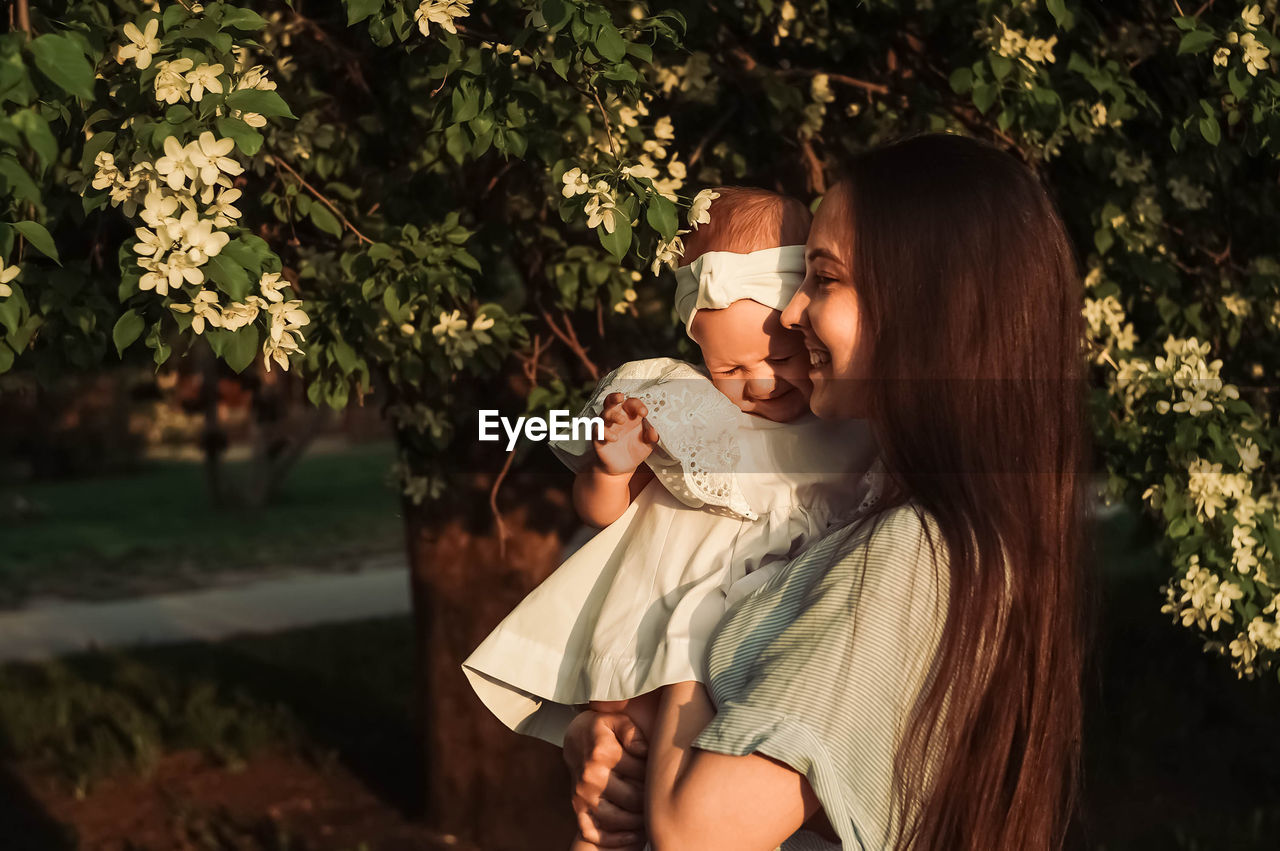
[{"left": 816, "top": 502, "right": 949, "bottom": 605}]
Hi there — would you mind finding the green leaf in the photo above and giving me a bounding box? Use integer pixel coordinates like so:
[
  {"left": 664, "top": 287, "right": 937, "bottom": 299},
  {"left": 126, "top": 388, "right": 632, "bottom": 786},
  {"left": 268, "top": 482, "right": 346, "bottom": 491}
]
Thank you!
[
  {"left": 542, "top": 0, "right": 572, "bottom": 32},
  {"left": 0, "top": 156, "right": 39, "bottom": 207},
  {"left": 989, "top": 54, "right": 1012, "bottom": 81},
  {"left": 331, "top": 339, "right": 359, "bottom": 374},
  {"left": 1199, "top": 115, "right": 1221, "bottom": 146},
  {"left": 645, "top": 195, "right": 678, "bottom": 239},
  {"left": 0, "top": 342, "right": 13, "bottom": 374},
  {"left": 1177, "top": 30, "right": 1216, "bottom": 56},
  {"left": 28, "top": 34, "right": 94, "bottom": 99},
  {"left": 113, "top": 310, "right": 145, "bottom": 356},
  {"left": 220, "top": 7, "right": 269, "bottom": 30},
  {"left": 1046, "top": 0, "right": 1074, "bottom": 29},
  {"left": 948, "top": 67, "right": 974, "bottom": 94},
  {"left": 12, "top": 221, "right": 60, "bottom": 264},
  {"left": 972, "top": 82, "right": 998, "bottom": 114},
  {"left": 598, "top": 217, "right": 632, "bottom": 260},
  {"left": 166, "top": 104, "right": 193, "bottom": 124},
  {"left": 452, "top": 81, "right": 480, "bottom": 123},
  {"left": 1227, "top": 67, "right": 1249, "bottom": 101},
  {"left": 206, "top": 253, "right": 252, "bottom": 301},
  {"left": 1093, "top": 227, "right": 1114, "bottom": 255},
  {"left": 12, "top": 111, "right": 56, "bottom": 173},
  {"left": 310, "top": 204, "right": 343, "bottom": 237},
  {"left": 80, "top": 130, "right": 116, "bottom": 170},
  {"left": 215, "top": 117, "right": 263, "bottom": 155},
  {"left": 596, "top": 25, "right": 626, "bottom": 64},
  {"left": 225, "top": 89, "right": 297, "bottom": 120},
  {"left": 223, "top": 326, "right": 259, "bottom": 373},
  {"left": 347, "top": 0, "right": 382, "bottom": 24}
]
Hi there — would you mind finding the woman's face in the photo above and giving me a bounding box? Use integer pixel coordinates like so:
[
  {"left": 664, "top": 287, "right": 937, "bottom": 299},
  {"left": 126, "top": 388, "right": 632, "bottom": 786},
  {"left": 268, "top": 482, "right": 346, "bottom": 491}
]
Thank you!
[{"left": 780, "top": 184, "right": 873, "bottom": 420}]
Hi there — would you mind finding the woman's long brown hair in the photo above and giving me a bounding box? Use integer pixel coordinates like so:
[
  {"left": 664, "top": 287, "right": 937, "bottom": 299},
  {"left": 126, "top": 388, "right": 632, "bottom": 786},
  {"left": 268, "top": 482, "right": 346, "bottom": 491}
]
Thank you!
[{"left": 835, "top": 134, "right": 1092, "bottom": 850}]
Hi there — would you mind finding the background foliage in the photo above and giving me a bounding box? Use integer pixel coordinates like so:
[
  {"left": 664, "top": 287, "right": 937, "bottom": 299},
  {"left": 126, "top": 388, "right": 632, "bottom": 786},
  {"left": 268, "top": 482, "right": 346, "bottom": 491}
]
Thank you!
[{"left": 2, "top": 0, "right": 1279, "bottom": 681}]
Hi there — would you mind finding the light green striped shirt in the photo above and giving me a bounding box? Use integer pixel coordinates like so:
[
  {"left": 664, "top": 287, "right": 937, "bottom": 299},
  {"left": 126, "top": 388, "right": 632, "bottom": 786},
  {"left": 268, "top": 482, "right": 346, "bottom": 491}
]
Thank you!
[{"left": 692, "top": 503, "right": 949, "bottom": 850}]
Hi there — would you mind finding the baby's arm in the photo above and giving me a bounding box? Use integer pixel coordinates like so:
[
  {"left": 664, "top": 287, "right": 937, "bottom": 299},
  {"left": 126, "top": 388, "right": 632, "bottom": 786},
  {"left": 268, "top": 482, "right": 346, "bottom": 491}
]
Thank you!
[{"left": 573, "top": 393, "right": 659, "bottom": 527}]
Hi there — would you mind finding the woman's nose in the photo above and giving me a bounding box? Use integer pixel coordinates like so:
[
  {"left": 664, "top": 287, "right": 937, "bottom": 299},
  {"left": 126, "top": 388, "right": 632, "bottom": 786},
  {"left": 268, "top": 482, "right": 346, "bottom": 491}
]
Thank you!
[{"left": 780, "top": 281, "right": 810, "bottom": 330}]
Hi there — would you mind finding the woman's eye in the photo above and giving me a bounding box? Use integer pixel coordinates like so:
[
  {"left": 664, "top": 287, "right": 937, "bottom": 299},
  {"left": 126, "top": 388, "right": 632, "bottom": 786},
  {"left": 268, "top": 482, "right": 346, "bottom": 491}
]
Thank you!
[{"left": 815, "top": 274, "right": 838, "bottom": 289}]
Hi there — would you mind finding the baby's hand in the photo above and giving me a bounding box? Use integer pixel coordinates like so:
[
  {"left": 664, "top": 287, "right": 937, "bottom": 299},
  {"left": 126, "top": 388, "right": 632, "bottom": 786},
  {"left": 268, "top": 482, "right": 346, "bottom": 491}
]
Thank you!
[{"left": 593, "top": 393, "right": 660, "bottom": 476}]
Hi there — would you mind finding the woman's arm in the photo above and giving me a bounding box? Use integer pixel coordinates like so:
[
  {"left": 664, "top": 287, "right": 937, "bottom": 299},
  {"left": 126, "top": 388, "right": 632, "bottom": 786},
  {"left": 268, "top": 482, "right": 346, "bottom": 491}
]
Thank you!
[{"left": 645, "top": 681, "right": 822, "bottom": 851}]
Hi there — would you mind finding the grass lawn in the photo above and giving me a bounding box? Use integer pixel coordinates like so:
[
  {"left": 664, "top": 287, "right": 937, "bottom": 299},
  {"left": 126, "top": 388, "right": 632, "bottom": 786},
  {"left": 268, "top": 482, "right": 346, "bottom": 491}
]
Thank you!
[
  {"left": 0, "top": 508, "right": 1276, "bottom": 849},
  {"left": 0, "top": 441, "right": 404, "bottom": 606}
]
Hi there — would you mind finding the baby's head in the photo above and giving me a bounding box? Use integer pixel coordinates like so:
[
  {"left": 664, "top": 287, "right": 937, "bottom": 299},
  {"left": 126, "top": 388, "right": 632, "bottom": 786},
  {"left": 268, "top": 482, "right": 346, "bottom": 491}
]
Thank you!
[{"left": 677, "top": 187, "right": 813, "bottom": 423}]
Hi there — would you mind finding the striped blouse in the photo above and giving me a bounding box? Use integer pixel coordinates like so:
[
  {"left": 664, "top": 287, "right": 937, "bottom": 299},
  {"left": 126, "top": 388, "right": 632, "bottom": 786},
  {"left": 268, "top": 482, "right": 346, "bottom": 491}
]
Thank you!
[{"left": 692, "top": 501, "right": 950, "bottom": 850}]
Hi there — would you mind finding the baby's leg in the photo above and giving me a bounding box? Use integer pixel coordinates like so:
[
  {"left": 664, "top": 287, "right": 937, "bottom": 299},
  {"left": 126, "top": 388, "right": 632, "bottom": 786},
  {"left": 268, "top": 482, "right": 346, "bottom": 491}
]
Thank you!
[{"left": 568, "top": 691, "right": 662, "bottom": 851}]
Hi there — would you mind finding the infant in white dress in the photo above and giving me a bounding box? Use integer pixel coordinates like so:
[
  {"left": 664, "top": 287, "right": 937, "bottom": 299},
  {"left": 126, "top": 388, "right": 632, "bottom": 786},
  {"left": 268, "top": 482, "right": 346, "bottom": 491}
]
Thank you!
[{"left": 462, "top": 188, "right": 879, "bottom": 751}]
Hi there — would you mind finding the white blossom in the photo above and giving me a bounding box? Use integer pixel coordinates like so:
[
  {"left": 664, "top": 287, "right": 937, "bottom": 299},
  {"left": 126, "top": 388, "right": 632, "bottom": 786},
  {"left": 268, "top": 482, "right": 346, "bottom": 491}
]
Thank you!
[
  {"left": 810, "top": 73, "right": 836, "bottom": 105},
  {"left": 170, "top": 289, "right": 223, "bottom": 335},
  {"left": 207, "top": 188, "right": 242, "bottom": 227},
  {"left": 688, "top": 188, "right": 720, "bottom": 229},
  {"left": 432, "top": 309, "right": 467, "bottom": 339},
  {"left": 651, "top": 235, "right": 684, "bottom": 275},
  {"left": 117, "top": 19, "right": 161, "bottom": 70},
  {"left": 1242, "top": 4, "right": 1265, "bottom": 31},
  {"left": 414, "top": 0, "right": 472, "bottom": 37},
  {"left": 154, "top": 58, "right": 194, "bottom": 105},
  {"left": 1167, "top": 176, "right": 1211, "bottom": 210},
  {"left": 1025, "top": 35, "right": 1058, "bottom": 64},
  {"left": 561, "top": 167, "right": 590, "bottom": 198},
  {"left": 0, "top": 258, "right": 20, "bottom": 298}
]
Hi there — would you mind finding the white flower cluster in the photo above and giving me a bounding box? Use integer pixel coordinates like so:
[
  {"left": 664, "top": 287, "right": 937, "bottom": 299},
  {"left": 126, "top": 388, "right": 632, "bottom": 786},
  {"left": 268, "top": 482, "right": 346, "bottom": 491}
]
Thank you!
[
  {"left": 98, "top": 33, "right": 308, "bottom": 372},
  {"left": 1185, "top": 457, "right": 1251, "bottom": 521},
  {"left": 994, "top": 19, "right": 1058, "bottom": 65},
  {"left": 1162, "top": 554, "right": 1243, "bottom": 631},
  {"left": 388, "top": 402, "right": 452, "bottom": 442},
  {"left": 800, "top": 74, "right": 837, "bottom": 138},
  {"left": 1083, "top": 294, "right": 1137, "bottom": 363},
  {"left": 431, "top": 308, "right": 494, "bottom": 368},
  {"left": 1110, "top": 150, "right": 1152, "bottom": 186},
  {"left": 1151, "top": 336, "right": 1241, "bottom": 417},
  {"left": 0, "top": 257, "right": 20, "bottom": 298},
  {"left": 414, "top": 0, "right": 472, "bottom": 38},
  {"left": 653, "top": 53, "right": 714, "bottom": 99},
  {"left": 389, "top": 455, "right": 446, "bottom": 505},
  {"left": 773, "top": 1, "right": 798, "bottom": 44},
  {"left": 1167, "top": 175, "right": 1211, "bottom": 211},
  {"left": 1214, "top": 6, "right": 1272, "bottom": 76}
]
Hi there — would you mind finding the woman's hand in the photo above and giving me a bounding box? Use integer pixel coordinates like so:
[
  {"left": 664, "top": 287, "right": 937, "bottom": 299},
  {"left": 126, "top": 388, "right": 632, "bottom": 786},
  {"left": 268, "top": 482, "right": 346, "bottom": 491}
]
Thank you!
[{"left": 564, "top": 710, "right": 649, "bottom": 849}]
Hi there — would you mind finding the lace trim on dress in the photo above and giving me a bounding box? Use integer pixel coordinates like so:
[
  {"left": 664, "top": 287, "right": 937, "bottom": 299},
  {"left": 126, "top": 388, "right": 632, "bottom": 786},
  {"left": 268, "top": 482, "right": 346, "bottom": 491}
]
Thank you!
[{"left": 549, "top": 358, "right": 759, "bottom": 521}]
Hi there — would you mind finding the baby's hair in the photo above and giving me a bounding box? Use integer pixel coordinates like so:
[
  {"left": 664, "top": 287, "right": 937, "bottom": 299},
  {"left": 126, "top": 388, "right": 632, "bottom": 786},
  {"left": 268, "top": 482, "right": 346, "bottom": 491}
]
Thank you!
[{"left": 682, "top": 186, "right": 812, "bottom": 263}]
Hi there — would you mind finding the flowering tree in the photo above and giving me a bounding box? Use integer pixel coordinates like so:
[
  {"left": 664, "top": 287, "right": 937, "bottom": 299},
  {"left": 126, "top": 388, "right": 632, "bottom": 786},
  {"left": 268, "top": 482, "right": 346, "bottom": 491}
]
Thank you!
[{"left": 2, "top": 0, "right": 1279, "bottom": 844}]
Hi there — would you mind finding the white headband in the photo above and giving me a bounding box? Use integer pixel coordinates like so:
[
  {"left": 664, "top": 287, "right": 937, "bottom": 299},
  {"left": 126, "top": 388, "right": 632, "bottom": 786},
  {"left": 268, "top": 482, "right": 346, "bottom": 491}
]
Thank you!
[{"left": 673, "top": 245, "right": 806, "bottom": 339}]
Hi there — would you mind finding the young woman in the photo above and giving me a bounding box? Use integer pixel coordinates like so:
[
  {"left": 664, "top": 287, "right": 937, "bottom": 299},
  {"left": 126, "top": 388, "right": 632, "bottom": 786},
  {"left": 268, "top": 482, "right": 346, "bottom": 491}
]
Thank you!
[{"left": 562, "top": 133, "right": 1092, "bottom": 851}]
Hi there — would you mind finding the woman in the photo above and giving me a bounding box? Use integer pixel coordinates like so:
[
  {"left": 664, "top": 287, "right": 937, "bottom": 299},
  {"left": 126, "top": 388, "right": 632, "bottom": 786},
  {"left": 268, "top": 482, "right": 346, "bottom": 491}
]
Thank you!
[{"left": 564, "top": 133, "right": 1091, "bottom": 850}]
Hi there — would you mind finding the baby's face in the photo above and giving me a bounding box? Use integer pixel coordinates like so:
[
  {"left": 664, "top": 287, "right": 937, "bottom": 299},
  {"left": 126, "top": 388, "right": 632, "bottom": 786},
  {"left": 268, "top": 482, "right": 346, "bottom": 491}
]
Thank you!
[{"left": 690, "top": 299, "right": 813, "bottom": 423}]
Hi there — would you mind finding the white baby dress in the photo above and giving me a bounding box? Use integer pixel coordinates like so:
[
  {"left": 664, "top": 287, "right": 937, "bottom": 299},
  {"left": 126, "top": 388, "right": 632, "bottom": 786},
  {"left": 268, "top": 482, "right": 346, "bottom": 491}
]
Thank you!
[{"left": 462, "top": 357, "right": 881, "bottom": 746}]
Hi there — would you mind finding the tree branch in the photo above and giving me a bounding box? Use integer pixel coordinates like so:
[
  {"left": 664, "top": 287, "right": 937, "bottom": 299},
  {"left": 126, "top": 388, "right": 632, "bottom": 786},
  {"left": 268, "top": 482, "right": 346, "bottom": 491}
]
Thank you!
[
  {"left": 490, "top": 448, "right": 517, "bottom": 560},
  {"left": 15, "top": 0, "right": 31, "bottom": 39},
  {"left": 540, "top": 308, "right": 599, "bottom": 381},
  {"left": 589, "top": 86, "right": 621, "bottom": 158},
  {"left": 268, "top": 155, "right": 374, "bottom": 245}
]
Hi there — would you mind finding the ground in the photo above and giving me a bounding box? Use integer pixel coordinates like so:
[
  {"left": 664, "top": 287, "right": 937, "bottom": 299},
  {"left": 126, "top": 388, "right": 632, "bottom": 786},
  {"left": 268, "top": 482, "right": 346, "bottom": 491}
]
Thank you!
[{"left": 0, "top": 442, "right": 404, "bottom": 607}]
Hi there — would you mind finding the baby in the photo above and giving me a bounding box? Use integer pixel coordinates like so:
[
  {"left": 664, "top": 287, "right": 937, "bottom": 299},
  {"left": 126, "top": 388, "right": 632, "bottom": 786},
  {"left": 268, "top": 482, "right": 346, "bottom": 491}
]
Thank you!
[{"left": 462, "top": 188, "right": 879, "bottom": 847}]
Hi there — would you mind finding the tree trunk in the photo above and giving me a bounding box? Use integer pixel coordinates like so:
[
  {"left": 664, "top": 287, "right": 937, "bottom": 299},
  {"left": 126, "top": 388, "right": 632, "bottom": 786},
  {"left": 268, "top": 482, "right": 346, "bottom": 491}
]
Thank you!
[{"left": 403, "top": 480, "right": 578, "bottom": 850}]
